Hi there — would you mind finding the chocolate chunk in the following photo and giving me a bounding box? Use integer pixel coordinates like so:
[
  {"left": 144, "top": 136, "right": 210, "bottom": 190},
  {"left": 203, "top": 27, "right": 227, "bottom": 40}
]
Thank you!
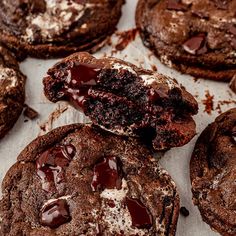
[
  {"left": 91, "top": 156, "right": 122, "bottom": 191},
  {"left": 23, "top": 105, "right": 39, "bottom": 120},
  {"left": 167, "top": 0, "right": 188, "bottom": 11},
  {"left": 183, "top": 34, "right": 208, "bottom": 55},
  {"left": 126, "top": 197, "right": 152, "bottom": 229},
  {"left": 229, "top": 75, "right": 236, "bottom": 94},
  {"left": 36, "top": 144, "right": 76, "bottom": 192},
  {"left": 40, "top": 199, "right": 71, "bottom": 228},
  {"left": 180, "top": 206, "right": 190, "bottom": 217}
]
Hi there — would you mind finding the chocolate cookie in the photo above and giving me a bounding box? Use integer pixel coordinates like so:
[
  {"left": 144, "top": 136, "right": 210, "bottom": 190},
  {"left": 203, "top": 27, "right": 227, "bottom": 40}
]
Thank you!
[
  {"left": 43, "top": 52, "right": 198, "bottom": 151},
  {"left": 0, "top": 45, "right": 26, "bottom": 139},
  {"left": 0, "top": 0, "right": 124, "bottom": 59},
  {"left": 0, "top": 124, "right": 180, "bottom": 235},
  {"left": 136, "top": 0, "right": 236, "bottom": 81},
  {"left": 190, "top": 108, "right": 236, "bottom": 235}
]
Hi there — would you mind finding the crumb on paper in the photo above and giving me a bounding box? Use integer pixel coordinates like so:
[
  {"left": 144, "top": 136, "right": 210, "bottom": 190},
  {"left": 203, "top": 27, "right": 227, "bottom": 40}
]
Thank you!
[
  {"left": 215, "top": 103, "right": 222, "bottom": 114},
  {"left": 23, "top": 105, "right": 39, "bottom": 120},
  {"left": 38, "top": 103, "right": 68, "bottom": 135},
  {"left": 202, "top": 90, "right": 214, "bottom": 115},
  {"left": 193, "top": 77, "right": 199, "bottom": 83},
  {"left": 216, "top": 99, "right": 236, "bottom": 114},
  {"left": 151, "top": 64, "right": 158, "bottom": 72},
  {"left": 114, "top": 28, "right": 138, "bottom": 51}
]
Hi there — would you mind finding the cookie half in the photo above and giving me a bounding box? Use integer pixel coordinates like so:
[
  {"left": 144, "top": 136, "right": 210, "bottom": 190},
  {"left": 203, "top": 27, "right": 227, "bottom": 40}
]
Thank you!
[
  {"left": 0, "top": 45, "right": 26, "bottom": 139},
  {"left": 0, "top": 124, "right": 180, "bottom": 235},
  {"left": 136, "top": 0, "right": 236, "bottom": 81},
  {"left": 190, "top": 108, "right": 236, "bottom": 235},
  {"left": 43, "top": 52, "right": 198, "bottom": 151},
  {"left": 0, "top": 0, "right": 124, "bottom": 58}
]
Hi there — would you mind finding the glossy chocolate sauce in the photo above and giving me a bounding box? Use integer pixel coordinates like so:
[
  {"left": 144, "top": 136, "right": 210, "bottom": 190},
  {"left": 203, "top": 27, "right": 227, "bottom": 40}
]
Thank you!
[
  {"left": 36, "top": 144, "right": 76, "bottom": 192},
  {"left": 91, "top": 156, "right": 123, "bottom": 191},
  {"left": 126, "top": 197, "right": 152, "bottom": 229},
  {"left": 63, "top": 63, "right": 100, "bottom": 110},
  {"left": 40, "top": 199, "right": 71, "bottom": 228}
]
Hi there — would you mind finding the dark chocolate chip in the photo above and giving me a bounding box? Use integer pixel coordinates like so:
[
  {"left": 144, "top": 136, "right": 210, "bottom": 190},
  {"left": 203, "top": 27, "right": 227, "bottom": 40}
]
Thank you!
[
  {"left": 36, "top": 144, "right": 76, "bottom": 192},
  {"left": 40, "top": 199, "right": 71, "bottom": 228},
  {"left": 180, "top": 206, "right": 190, "bottom": 217},
  {"left": 91, "top": 156, "right": 123, "bottom": 191},
  {"left": 183, "top": 34, "right": 208, "bottom": 55},
  {"left": 23, "top": 105, "right": 39, "bottom": 120},
  {"left": 167, "top": 0, "right": 188, "bottom": 11},
  {"left": 126, "top": 197, "right": 152, "bottom": 229}
]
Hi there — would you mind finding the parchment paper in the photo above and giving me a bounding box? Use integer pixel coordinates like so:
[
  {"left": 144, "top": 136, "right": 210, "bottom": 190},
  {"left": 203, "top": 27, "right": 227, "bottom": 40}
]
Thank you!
[{"left": 0, "top": 1, "right": 235, "bottom": 235}]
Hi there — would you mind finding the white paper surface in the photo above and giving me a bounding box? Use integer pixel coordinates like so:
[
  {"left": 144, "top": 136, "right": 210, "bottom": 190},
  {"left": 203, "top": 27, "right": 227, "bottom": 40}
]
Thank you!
[{"left": 0, "top": 1, "right": 235, "bottom": 235}]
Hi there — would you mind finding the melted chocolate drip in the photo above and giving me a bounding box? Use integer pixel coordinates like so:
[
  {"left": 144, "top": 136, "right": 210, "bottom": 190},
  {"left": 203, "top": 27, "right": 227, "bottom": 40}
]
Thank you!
[
  {"left": 40, "top": 199, "right": 71, "bottom": 228},
  {"left": 91, "top": 156, "right": 123, "bottom": 191},
  {"left": 126, "top": 197, "right": 152, "bottom": 229},
  {"left": 167, "top": 0, "right": 188, "bottom": 11},
  {"left": 36, "top": 144, "right": 76, "bottom": 192},
  {"left": 183, "top": 34, "right": 208, "bottom": 55},
  {"left": 62, "top": 63, "right": 100, "bottom": 110}
]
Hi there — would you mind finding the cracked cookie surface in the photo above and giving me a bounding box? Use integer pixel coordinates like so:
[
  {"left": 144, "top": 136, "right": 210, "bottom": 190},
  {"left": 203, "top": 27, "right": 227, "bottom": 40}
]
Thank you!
[
  {"left": 190, "top": 108, "right": 236, "bottom": 235},
  {"left": 0, "top": 0, "right": 124, "bottom": 58},
  {"left": 0, "top": 124, "right": 180, "bottom": 235},
  {"left": 136, "top": 0, "right": 236, "bottom": 81}
]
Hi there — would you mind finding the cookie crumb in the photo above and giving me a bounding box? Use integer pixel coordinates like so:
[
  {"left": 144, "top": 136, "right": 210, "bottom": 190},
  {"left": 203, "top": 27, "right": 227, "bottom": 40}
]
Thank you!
[
  {"left": 180, "top": 206, "right": 189, "bottom": 217},
  {"left": 151, "top": 64, "right": 158, "bottom": 72},
  {"left": 24, "top": 105, "right": 39, "bottom": 120},
  {"left": 115, "top": 28, "right": 138, "bottom": 51},
  {"left": 202, "top": 90, "right": 214, "bottom": 115}
]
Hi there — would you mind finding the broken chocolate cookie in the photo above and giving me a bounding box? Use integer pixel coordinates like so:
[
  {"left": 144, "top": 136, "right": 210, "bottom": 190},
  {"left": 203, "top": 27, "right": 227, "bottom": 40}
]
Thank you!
[
  {"left": 0, "top": 0, "right": 124, "bottom": 58},
  {"left": 0, "top": 45, "right": 26, "bottom": 139},
  {"left": 136, "top": 0, "right": 236, "bottom": 81},
  {"left": 190, "top": 108, "right": 236, "bottom": 235},
  {"left": 0, "top": 124, "right": 180, "bottom": 235},
  {"left": 43, "top": 52, "right": 198, "bottom": 151}
]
